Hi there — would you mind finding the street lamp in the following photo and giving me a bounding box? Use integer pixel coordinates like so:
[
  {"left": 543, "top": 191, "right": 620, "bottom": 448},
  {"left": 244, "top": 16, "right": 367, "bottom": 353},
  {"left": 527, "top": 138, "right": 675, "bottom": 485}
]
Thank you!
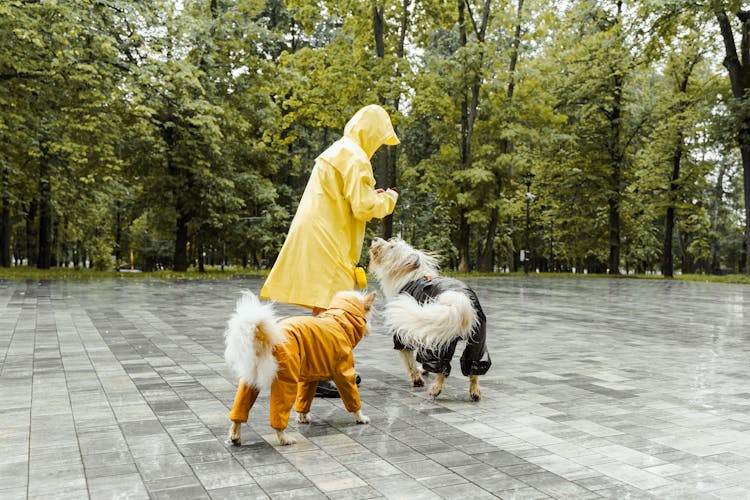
[{"left": 523, "top": 172, "right": 535, "bottom": 275}]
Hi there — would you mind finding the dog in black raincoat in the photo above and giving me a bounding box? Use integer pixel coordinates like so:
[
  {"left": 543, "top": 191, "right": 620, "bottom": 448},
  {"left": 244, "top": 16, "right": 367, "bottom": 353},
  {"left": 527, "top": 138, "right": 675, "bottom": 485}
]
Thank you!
[{"left": 368, "top": 237, "right": 491, "bottom": 401}]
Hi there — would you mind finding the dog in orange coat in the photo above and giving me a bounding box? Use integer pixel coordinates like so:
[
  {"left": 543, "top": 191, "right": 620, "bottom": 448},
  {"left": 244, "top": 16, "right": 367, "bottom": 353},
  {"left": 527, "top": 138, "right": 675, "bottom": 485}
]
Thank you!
[{"left": 224, "top": 290, "right": 376, "bottom": 446}]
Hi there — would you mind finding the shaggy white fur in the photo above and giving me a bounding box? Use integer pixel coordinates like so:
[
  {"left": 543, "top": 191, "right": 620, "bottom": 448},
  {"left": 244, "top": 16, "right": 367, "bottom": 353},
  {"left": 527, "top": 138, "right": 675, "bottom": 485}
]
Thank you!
[
  {"left": 226, "top": 289, "right": 376, "bottom": 446},
  {"left": 224, "top": 291, "right": 287, "bottom": 391},
  {"left": 369, "top": 237, "right": 439, "bottom": 298},
  {"left": 384, "top": 290, "right": 476, "bottom": 351},
  {"left": 369, "top": 237, "right": 485, "bottom": 401},
  {"left": 370, "top": 237, "right": 477, "bottom": 349}
]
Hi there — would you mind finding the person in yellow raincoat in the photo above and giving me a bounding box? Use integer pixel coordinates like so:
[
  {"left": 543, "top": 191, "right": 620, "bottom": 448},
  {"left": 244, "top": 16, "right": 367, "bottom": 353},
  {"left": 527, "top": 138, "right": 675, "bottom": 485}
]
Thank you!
[
  {"left": 229, "top": 105, "right": 399, "bottom": 433},
  {"left": 260, "top": 104, "right": 399, "bottom": 311}
]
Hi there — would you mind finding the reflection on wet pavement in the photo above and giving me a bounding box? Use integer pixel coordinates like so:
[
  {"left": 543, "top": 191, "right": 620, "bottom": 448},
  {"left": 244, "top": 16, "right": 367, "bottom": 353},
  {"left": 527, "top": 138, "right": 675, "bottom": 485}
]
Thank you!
[{"left": 1, "top": 277, "right": 749, "bottom": 498}]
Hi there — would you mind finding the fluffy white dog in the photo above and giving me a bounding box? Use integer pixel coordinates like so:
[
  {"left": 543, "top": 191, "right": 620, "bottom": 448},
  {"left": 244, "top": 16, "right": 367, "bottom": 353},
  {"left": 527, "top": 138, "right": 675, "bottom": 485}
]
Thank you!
[{"left": 369, "top": 237, "right": 491, "bottom": 401}]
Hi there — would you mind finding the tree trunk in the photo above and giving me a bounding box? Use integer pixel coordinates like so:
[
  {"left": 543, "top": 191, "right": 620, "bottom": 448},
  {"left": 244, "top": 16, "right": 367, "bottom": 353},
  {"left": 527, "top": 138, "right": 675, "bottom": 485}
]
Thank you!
[
  {"left": 26, "top": 199, "right": 37, "bottom": 267},
  {"left": 479, "top": 209, "right": 498, "bottom": 272},
  {"left": 607, "top": 68, "right": 623, "bottom": 275},
  {"left": 114, "top": 200, "right": 122, "bottom": 265},
  {"left": 174, "top": 212, "right": 189, "bottom": 272},
  {"left": 381, "top": 146, "right": 398, "bottom": 239},
  {"left": 0, "top": 162, "right": 10, "bottom": 267},
  {"left": 457, "top": 0, "right": 471, "bottom": 272},
  {"left": 603, "top": 2, "right": 625, "bottom": 275},
  {"left": 372, "top": 5, "right": 391, "bottom": 238},
  {"left": 663, "top": 57, "right": 696, "bottom": 278},
  {"left": 37, "top": 156, "right": 52, "bottom": 269},
  {"left": 456, "top": 0, "right": 492, "bottom": 272},
  {"left": 740, "top": 144, "right": 750, "bottom": 272},
  {"left": 74, "top": 239, "right": 81, "bottom": 268},
  {"left": 663, "top": 132, "right": 683, "bottom": 278},
  {"left": 372, "top": 1, "right": 409, "bottom": 240},
  {"left": 716, "top": 8, "right": 750, "bottom": 274},
  {"left": 162, "top": 112, "right": 191, "bottom": 272},
  {"left": 198, "top": 240, "right": 205, "bottom": 273},
  {"left": 607, "top": 191, "right": 620, "bottom": 274},
  {"left": 480, "top": 0, "right": 523, "bottom": 272},
  {"left": 458, "top": 212, "right": 470, "bottom": 272},
  {"left": 709, "top": 166, "right": 726, "bottom": 274}
]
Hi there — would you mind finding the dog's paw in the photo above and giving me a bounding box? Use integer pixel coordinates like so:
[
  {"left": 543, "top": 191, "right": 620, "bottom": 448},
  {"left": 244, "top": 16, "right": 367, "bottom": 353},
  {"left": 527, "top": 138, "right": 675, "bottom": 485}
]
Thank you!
[
  {"left": 469, "top": 376, "right": 481, "bottom": 402},
  {"left": 428, "top": 386, "right": 442, "bottom": 399},
  {"left": 297, "top": 412, "right": 311, "bottom": 424},
  {"left": 354, "top": 410, "right": 370, "bottom": 424},
  {"left": 276, "top": 430, "right": 297, "bottom": 446},
  {"left": 228, "top": 422, "right": 241, "bottom": 446},
  {"left": 412, "top": 376, "right": 425, "bottom": 388}
]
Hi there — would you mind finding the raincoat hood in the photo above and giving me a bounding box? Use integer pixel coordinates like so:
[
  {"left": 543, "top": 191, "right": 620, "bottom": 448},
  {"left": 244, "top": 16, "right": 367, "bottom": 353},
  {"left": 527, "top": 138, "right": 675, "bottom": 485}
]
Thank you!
[
  {"left": 321, "top": 294, "right": 369, "bottom": 345},
  {"left": 343, "top": 104, "right": 400, "bottom": 159}
]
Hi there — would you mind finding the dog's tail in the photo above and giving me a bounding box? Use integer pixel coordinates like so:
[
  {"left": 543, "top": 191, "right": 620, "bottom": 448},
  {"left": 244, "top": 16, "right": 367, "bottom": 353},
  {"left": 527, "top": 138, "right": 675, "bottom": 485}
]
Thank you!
[
  {"left": 384, "top": 290, "right": 477, "bottom": 351},
  {"left": 224, "top": 291, "right": 287, "bottom": 390}
]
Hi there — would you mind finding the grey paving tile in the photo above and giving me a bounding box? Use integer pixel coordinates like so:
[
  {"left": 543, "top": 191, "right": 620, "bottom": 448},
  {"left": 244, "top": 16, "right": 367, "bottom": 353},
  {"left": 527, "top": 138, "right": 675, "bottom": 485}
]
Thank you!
[
  {"left": 85, "top": 461, "right": 139, "bottom": 479},
  {"left": 190, "top": 458, "right": 255, "bottom": 490},
  {"left": 395, "top": 458, "right": 451, "bottom": 480},
  {"left": 366, "top": 472, "right": 439, "bottom": 499},
  {"left": 267, "top": 487, "right": 327, "bottom": 499},
  {"left": 254, "top": 471, "right": 315, "bottom": 493},
  {"left": 450, "top": 463, "right": 528, "bottom": 492},
  {"left": 432, "top": 481, "right": 497, "bottom": 499},
  {"left": 208, "top": 483, "right": 270, "bottom": 499},
  {"left": 495, "top": 486, "right": 551, "bottom": 499},
  {"left": 144, "top": 474, "right": 203, "bottom": 493},
  {"left": 135, "top": 452, "right": 194, "bottom": 481},
  {"left": 306, "top": 470, "right": 368, "bottom": 492},
  {"left": 325, "top": 485, "right": 383, "bottom": 499},
  {"left": 520, "top": 471, "right": 601, "bottom": 499},
  {"left": 344, "top": 458, "right": 401, "bottom": 479},
  {"left": 81, "top": 450, "right": 135, "bottom": 470},
  {"left": 28, "top": 488, "right": 91, "bottom": 500},
  {"left": 0, "top": 460, "right": 28, "bottom": 489},
  {"left": 4, "top": 277, "right": 750, "bottom": 499},
  {"left": 88, "top": 472, "right": 149, "bottom": 499},
  {"left": 151, "top": 485, "right": 211, "bottom": 500},
  {"left": 0, "top": 487, "right": 27, "bottom": 499}
]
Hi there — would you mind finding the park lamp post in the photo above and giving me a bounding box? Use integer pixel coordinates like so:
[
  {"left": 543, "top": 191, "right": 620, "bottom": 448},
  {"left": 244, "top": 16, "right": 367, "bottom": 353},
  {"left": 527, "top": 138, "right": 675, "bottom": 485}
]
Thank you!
[{"left": 523, "top": 172, "right": 535, "bottom": 275}]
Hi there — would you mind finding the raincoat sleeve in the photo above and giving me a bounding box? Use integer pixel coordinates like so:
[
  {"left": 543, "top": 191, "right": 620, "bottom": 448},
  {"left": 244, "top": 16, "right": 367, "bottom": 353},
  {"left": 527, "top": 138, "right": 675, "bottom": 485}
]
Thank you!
[{"left": 343, "top": 159, "right": 398, "bottom": 221}]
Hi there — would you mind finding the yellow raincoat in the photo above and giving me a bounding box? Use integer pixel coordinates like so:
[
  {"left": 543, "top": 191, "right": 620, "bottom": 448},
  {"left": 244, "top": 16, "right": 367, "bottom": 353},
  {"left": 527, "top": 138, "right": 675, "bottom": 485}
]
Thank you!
[
  {"left": 260, "top": 105, "right": 399, "bottom": 310},
  {"left": 229, "top": 293, "right": 370, "bottom": 430}
]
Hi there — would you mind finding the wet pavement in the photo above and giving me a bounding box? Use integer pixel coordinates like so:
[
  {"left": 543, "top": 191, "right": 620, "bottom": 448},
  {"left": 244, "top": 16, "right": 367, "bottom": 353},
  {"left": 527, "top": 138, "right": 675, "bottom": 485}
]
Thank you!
[{"left": 1, "top": 276, "right": 750, "bottom": 499}]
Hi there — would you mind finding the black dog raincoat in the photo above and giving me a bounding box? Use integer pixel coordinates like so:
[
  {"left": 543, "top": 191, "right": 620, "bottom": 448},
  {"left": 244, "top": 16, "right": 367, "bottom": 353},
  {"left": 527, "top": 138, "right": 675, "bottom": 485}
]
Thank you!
[{"left": 392, "top": 276, "right": 492, "bottom": 377}]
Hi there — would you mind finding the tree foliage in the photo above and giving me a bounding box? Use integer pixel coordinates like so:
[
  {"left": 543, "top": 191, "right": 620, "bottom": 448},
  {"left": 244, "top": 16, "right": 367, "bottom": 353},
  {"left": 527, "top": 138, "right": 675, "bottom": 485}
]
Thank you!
[{"left": 0, "top": 0, "right": 746, "bottom": 275}]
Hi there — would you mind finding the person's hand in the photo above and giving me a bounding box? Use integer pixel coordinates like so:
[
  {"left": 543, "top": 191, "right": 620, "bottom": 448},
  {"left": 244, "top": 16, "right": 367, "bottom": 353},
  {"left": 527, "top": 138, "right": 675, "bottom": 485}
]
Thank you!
[{"left": 376, "top": 188, "right": 385, "bottom": 193}]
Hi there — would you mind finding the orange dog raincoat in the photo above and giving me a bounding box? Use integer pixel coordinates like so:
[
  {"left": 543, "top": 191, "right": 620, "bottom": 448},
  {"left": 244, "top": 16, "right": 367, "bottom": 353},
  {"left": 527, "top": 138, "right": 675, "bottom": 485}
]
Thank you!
[{"left": 229, "top": 293, "right": 370, "bottom": 431}]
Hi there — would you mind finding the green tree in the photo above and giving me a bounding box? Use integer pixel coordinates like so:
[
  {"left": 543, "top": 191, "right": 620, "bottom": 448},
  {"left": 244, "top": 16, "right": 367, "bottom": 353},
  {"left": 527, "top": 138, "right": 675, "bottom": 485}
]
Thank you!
[
  {"left": 1, "top": 1, "right": 131, "bottom": 269},
  {"left": 713, "top": 2, "right": 750, "bottom": 272}
]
